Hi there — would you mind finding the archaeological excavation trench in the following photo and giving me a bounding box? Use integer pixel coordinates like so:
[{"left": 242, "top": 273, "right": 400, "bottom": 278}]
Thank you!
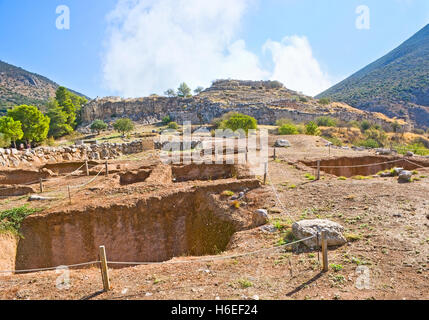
[
  {"left": 301, "top": 156, "right": 429, "bottom": 177},
  {"left": 0, "top": 163, "right": 264, "bottom": 273}
]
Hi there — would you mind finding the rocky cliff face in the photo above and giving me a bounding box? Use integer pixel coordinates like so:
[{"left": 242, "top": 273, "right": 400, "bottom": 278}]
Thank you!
[{"left": 81, "top": 80, "right": 409, "bottom": 131}]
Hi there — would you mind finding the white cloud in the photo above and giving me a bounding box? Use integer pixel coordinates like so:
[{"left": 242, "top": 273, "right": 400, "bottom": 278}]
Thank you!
[
  {"left": 102, "top": 0, "right": 332, "bottom": 97},
  {"left": 263, "top": 36, "right": 333, "bottom": 96}
]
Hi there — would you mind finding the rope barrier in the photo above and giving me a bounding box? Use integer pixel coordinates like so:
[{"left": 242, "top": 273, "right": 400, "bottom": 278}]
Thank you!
[
  {"left": 106, "top": 236, "right": 316, "bottom": 266},
  {"left": 70, "top": 167, "right": 105, "bottom": 190},
  {"left": 266, "top": 163, "right": 296, "bottom": 223},
  {"left": 0, "top": 261, "right": 100, "bottom": 274},
  {"left": 307, "top": 158, "right": 404, "bottom": 169},
  {"left": 0, "top": 236, "right": 316, "bottom": 275},
  {"left": 404, "top": 158, "right": 429, "bottom": 169}
]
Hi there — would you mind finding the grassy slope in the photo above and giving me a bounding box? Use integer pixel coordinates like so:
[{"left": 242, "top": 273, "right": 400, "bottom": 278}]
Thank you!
[{"left": 317, "top": 24, "right": 429, "bottom": 128}]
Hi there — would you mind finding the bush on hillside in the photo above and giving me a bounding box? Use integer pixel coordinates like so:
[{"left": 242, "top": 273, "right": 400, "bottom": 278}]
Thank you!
[
  {"left": 305, "top": 121, "right": 320, "bottom": 136},
  {"left": 278, "top": 123, "right": 298, "bottom": 135},
  {"left": 316, "top": 116, "right": 337, "bottom": 127}
]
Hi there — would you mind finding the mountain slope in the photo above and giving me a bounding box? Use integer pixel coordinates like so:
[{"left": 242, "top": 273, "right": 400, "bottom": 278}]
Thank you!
[
  {"left": 317, "top": 24, "right": 429, "bottom": 128},
  {"left": 0, "top": 60, "right": 88, "bottom": 112}
]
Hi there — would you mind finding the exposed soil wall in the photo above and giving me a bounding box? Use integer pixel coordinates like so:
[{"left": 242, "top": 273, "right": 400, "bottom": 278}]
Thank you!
[
  {"left": 172, "top": 164, "right": 236, "bottom": 182},
  {"left": 301, "top": 156, "right": 429, "bottom": 177},
  {"left": 0, "top": 185, "right": 36, "bottom": 197},
  {"left": 15, "top": 180, "right": 262, "bottom": 270},
  {"left": 0, "top": 233, "right": 17, "bottom": 274},
  {"left": 0, "top": 170, "right": 50, "bottom": 185},
  {"left": 119, "top": 169, "right": 152, "bottom": 185},
  {"left": 42, "top": 161, "right": 98, "bottom": 175}
]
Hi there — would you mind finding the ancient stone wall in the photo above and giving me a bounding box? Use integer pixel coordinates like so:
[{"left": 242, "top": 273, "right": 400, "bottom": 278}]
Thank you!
[
  {"left": 0, "top": 140, "right": 153, "bottom": 168},
  {"left": 81, "top": 97, "right": 408, "bottom": 131}
]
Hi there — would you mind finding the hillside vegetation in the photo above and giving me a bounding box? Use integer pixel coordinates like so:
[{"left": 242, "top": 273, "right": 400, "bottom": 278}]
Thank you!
[
  {"left": 0, "top": 60, "right": 87, "bottom": 114},
  {"left": 317, "top": 24, "right": 429, "bottom": 128}
]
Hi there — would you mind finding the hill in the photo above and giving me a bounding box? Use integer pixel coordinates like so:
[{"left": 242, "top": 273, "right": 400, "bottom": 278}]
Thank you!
[
  {"left": 81, "top": 79, "right": 407, "bottom": 130},
  {"left": 317, "top": 24, "right": 429, "bottom": 129},
  {"left": 0, "top": 60, "right": 88, "bottom": 113}
]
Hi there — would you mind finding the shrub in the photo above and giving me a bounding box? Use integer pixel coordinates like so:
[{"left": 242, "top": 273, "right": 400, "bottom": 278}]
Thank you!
[
  {"left": 319, "top": 97, "right": 331, "bottom": 105},
  {"left": 278, "top": 123, "right": 298, "bottom": 135},
  {"left": 221, "top": 113, "right": 257, "bottom": 134},
  {"left": 316, "top": 117, "right": 337, "bottom": 127},
  {"left": 305, "top": 121, "right": 320, "bottom": 136},
  {"left": 0, "top": 205, "right": 42, "bottom": 236},
  {"left": 360, "top": 120, "right": 371, "bottom": 132},
  {"left": 162, "top": 115, "right": 171, "bottom": 125},
  {"left": 167, "top": 122, "right": 179, "bottom": 130},
  {"left": 358, "top": 138, "right": 380, "bottom": 149}
]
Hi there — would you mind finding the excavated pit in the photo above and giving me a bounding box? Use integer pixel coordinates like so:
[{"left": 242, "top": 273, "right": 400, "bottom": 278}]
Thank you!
[
  {"left": 1, "top": 163, "right": 263, "bottom": 272},
  {"left": 302, "top": 156, "right": 429, "bottom": 177},
  {"left": 42, "top": 161, "right": 98, "bottom": 175},
  {"left": 172, "top": 164, "right": 236, "bottom": 182}
]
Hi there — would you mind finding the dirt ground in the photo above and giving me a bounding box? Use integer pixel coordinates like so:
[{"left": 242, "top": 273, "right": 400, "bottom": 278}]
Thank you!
[{"left": 0, "top": 135, "right": 428, "bottom": 300}]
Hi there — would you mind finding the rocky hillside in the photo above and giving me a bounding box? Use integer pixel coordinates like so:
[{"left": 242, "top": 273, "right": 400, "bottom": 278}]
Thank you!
[
  {"left": 0, "top": 60, "right": 88, "bottom": 113},
  {"left": 317, "top": 24, "right": 429, "bottom": 129},
  {"left": 81, "top": 80, "right": 408, "bottom": 130}
]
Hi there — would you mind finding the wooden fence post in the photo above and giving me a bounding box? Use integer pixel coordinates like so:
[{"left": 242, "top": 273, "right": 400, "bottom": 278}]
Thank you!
[
  {"left": 85, "top": 160, "right": 89, "bottom": 176},
  {"left": 105, "top": 161, "right": 109, "bottom": 177},
  {"left": 317, "top": 160, "right": 321, "bottom": 181},
  {"left": 263, "top": 162, "right": 268, "bottom": 185},
  {"left": 68, "top": 186, "right": 72, "bottom": 204},
  {"left": 99, "top": 246, "right": 111, "bottom": 292},
  {"left": 321, "top": 231, "right": 328, "bottom": 272},
  {"left": 39, "top": 178, "right": 44, "bottom": 193},
  {"left": 273, "top": 148, "right": 277, "bottom": 161}
]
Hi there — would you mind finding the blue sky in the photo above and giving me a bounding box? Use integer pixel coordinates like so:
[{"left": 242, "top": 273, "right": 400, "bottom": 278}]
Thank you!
[{"left": 0, "top": 0, "right": 428, "bottom": 98}]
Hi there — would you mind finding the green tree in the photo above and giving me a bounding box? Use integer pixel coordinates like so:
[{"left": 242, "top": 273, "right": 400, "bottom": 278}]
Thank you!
[
  {"left": 7, "top": 105, "right": 50, "bottom": 145},
  {"left": 305, "top": 121, "right": 320, "bottom": 136},
  {"left": 194, "top": 87, "right": 204, "bottom": 94},
  {"left": 164, "top": 89, "right": 177, "bottom": 97},
  {"left": 0, "top": 116, "right": 23, "bottom": 148},
  {"left": 221, "top": 113, "right": 257, "bottom": 134},
  {"left": 113, "top": 118, "right": 135, "bottom": 136},
  {"left": 54, "top": 86, "right": 87, "bottom": 128},
  {"left": 46, "top": 100, "right": 73, "bottom": 138},
  {"left": 55, "top": 86, "right": 70, "bottom": 106},
  {"left": 177, "top": 83, "right": 192, "bottom": 98},
  {"left": 90, "top": 120, "right": 108, "bottom": 135}
]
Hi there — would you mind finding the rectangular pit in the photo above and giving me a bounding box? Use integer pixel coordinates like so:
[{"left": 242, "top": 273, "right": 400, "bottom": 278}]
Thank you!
[
  {"left": 301, "top": 156, "right": 429, "bottom": 177},
  {"left": 11, "top": 179, "right": 261, "bottom": 271}
]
